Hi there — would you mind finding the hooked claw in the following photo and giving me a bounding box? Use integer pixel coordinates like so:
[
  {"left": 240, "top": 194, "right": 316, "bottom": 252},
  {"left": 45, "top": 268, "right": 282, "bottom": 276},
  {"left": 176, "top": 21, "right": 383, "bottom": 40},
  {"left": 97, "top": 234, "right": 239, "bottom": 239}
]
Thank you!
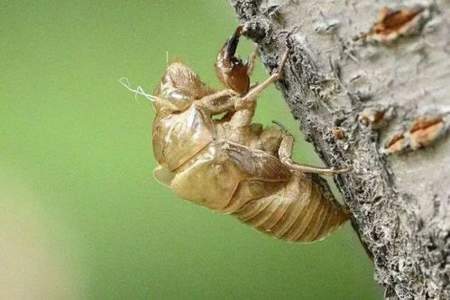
[{"left": 215, "top": 26, "right": 251, "bottom": 95}]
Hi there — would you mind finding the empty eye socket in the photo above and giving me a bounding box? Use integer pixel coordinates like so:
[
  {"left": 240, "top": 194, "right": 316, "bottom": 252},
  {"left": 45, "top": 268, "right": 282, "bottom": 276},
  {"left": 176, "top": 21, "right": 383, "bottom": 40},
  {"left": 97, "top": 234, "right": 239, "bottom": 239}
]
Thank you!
[{"left": 166, "top": 89, "right": 190, "bottom": 101}]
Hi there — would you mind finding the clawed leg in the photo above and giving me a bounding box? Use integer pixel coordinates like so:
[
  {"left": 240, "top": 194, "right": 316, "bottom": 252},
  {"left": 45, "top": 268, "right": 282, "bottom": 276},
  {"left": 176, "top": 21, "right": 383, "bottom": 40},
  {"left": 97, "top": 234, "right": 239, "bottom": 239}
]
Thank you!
[
  {"left": 246, "top": 47, "right": 259, "bottom": 77},
  {"left": 241, "top": 50, "right": 289, "bottom": 103},
  {"left": 278, "top": 134, "right": 350, "bottom": 175}
]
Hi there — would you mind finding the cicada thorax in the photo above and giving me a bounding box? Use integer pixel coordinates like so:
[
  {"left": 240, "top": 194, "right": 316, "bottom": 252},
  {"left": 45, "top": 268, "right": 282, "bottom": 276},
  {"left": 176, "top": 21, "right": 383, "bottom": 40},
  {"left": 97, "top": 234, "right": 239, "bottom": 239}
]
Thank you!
[
  {"left": 152, "top": 61, "right": 217, "bottom": 172},
  {"left": 152, "top": 105, "right": 215, "bottom": 171},
  {"left": 233, "top": 172, "right": 350, "bottom": 242}
]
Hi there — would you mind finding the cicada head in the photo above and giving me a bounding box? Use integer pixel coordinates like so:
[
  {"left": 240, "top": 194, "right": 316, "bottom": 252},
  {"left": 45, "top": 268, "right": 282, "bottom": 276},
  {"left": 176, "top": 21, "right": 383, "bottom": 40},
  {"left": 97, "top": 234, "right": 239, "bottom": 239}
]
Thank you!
[
  {"left": 154, "top": 62, "right": 213, "bottom": 113},
  {"left": 215, "top": 26, "right": 250, "bottom": 95}
]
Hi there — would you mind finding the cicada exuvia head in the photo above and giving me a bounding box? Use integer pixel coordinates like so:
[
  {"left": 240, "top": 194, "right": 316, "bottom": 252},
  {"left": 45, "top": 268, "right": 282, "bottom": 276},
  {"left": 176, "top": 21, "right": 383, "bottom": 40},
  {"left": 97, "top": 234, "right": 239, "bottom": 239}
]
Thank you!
[{"left": 153, "top": 62, "right": 214, "bottom": 114}]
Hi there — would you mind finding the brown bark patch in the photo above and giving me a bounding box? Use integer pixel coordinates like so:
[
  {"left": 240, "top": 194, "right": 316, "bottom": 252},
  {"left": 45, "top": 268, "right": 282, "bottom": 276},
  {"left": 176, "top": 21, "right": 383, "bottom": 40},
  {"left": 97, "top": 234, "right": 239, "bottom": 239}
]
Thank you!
[
  {"left": 366, "top": 6, "right": 426, "bottom": 43},
  {"left": 385, "top": 132, "right": 407, "bottom": 154},
  {"left": 409, "top": 116, "right": 445, "bottom": 149}
]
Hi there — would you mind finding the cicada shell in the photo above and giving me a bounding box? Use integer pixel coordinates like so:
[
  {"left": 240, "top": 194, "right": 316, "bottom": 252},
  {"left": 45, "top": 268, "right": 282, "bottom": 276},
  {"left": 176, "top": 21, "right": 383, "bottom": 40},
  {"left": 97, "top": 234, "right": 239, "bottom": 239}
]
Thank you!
[{"left": 143, "top": 27, "right": 350, "bottom": 242}]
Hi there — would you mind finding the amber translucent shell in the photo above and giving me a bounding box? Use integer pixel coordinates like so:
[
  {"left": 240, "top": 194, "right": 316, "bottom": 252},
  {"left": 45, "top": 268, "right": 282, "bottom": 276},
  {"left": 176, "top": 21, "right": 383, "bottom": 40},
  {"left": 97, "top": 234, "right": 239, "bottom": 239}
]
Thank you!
[{"left": 151, "top": 61, "right": 348, "bottom": 242}]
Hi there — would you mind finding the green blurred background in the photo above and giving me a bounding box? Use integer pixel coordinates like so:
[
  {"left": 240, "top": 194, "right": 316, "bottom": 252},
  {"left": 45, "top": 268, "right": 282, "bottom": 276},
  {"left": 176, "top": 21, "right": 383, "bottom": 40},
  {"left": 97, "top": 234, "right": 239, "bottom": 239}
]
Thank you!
[{"left": 0, "top": 1, "right": 381, "bottom": 299}]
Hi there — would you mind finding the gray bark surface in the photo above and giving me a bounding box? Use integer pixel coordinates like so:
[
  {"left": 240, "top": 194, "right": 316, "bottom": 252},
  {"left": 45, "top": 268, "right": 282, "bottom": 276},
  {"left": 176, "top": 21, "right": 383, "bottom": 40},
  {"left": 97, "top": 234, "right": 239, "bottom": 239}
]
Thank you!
[{"left": 229, "top": 0, "right": 450, "bottom": 299}]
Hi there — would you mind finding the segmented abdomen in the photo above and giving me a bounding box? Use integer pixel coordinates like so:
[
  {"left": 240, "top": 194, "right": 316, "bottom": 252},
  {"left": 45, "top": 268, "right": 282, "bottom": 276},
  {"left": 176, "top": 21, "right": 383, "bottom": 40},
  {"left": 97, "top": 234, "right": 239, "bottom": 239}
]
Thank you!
[{"left": 233, "top": 173, "right": 349, "bottom": 242}]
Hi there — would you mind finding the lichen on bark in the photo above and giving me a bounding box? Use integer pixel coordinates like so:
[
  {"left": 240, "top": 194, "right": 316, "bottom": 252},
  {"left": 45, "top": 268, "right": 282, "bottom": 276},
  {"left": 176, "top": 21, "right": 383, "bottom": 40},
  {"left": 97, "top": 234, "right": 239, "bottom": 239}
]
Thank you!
[{"left": 229, "top": 0, "right": 450, "bottom": 299}]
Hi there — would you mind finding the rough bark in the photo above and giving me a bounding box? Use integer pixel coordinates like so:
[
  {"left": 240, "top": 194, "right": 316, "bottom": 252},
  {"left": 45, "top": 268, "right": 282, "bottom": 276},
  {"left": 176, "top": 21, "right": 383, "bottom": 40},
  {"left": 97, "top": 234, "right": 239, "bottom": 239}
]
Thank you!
[{"left": 229, "top": 0, "right": 450, "bottom": 299}]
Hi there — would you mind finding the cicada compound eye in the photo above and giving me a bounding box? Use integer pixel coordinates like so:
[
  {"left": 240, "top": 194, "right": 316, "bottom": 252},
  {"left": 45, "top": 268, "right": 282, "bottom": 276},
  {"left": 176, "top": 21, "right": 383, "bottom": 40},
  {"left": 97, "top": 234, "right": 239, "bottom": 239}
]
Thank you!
[{"left": 215, "top": 26, "right": 250, "bottom": 95}]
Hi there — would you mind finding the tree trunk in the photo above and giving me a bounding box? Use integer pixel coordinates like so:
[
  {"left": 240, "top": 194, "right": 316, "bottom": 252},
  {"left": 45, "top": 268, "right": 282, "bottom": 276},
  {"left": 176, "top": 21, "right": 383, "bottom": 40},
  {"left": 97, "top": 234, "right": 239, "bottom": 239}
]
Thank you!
[{"left": 229, "top": 0, "right": 450, "bottom": 299}]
